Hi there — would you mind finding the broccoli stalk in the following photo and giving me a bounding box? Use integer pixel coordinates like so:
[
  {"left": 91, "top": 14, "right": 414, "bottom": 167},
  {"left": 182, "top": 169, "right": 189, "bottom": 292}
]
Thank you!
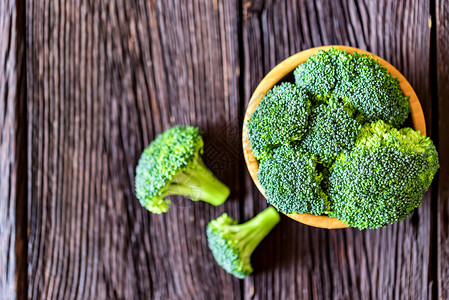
[
  {"left": 165, "top": 156, "right": 230, "bottom": 206},
  {"left": 222, "top": 207, "right": 280, "bottom": 258},
  {"left": 135, "top": 125, "right": 230, "bottom": 214},
  {"left": 207, "top": 206, "right": 280, "bottom": 279}
]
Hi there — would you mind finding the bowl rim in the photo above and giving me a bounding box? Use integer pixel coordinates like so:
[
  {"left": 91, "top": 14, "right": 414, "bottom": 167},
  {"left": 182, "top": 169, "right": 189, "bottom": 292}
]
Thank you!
[{"left": 242, "top": 45, "right": 426, "bottom": 229}]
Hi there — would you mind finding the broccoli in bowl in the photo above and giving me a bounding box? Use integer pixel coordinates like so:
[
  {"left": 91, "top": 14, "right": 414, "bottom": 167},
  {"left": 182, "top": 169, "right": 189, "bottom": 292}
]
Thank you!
[{"left": 246, "top": 47, "right": 439, "bottom": 230}]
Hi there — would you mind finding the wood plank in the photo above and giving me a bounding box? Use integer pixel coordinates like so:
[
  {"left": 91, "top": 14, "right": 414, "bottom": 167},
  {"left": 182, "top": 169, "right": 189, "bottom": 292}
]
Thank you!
[
  {"left": 0, "top": 0, "right": 26, "bottom": 299},
  {"left": 26, "top": 0, "right": 241, "bottom": 298},
  {"left": 242, "top": 0, "right": 434, "bottom": 299},
  {"left": 436, "top": 0, "right": 449, "bottom": 298}
]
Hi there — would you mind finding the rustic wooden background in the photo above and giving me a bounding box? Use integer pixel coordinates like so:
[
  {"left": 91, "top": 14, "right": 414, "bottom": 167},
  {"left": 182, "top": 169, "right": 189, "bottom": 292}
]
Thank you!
[{"left": 1, "top": 0, "right": 448, "bottom": 299}]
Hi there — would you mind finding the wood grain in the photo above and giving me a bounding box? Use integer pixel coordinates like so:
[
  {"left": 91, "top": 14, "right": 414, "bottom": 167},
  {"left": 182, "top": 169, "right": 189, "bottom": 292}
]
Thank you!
[
  {"left": 242, "top": 0, "right": 434, "bottom": 299},
  {"left": 26, "top": 0, "right": 241, "bottom": 298},
  {"left": 436, "top": 0, "right": 449, "bottom": 298},
  {"left": 21, "top": 0, "right": 448, "bottom": 299},
  {"left": 0, "top": 0, "right": 26, "bottom": 299}
]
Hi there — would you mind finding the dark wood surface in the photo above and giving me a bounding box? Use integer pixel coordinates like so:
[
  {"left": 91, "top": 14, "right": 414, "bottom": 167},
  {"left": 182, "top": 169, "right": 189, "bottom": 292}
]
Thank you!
[
  {"left": 437, "top": 0, "right": 449, "bottom": 299},
  {"left": 0, "top": 0, "right": 26, "bottom": 299},
  {"left": 0, "top": 0, "right": 448, "bottom": 299}
]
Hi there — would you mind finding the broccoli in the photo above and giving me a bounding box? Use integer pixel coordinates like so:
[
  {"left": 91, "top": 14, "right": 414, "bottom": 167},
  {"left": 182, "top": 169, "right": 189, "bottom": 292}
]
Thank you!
[
  {"left": 294, "top": 48, "right": 410, "bottom": 127},
  {"left": 335, "top": 53, "right": 411, "bottom": 127},
  {"left": 327, "top": 121, "right": 439, "bottom": 229},
  {"left": 247, "top": 82, "right": 311, "bottom": 160},
  {"left": 206, "top": 206, "right": 280, "bottom": 278},
  {"left": 299, "top": 97, "right": 362, "bottom": 164},
  {"left": 293, "top": 50, "right": 335, "bottom": 100},
  {"left": 245, "top": 48, "right": 437, "bottom": 229},
  {"left": 135, "top": 125, "right": 230, "bottom": 214},
  {"left": 257, "top": 144, "right": 329, "bottom": 215}
]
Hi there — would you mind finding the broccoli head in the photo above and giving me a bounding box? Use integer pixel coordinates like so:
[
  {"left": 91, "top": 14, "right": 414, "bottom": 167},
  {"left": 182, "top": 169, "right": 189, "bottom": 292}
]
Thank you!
[
  {"left": 135, "top": 125, "right": 230, "bottom": 214},
  {"left": 299, "top": 97, "right": 362, "bottom": 164},
  {"left": 294, "top": 48, "right": 410, "bottom": 127},
  {"left": 206, "top": 207, "right": 280, "bottom": 278},
  {"left": 293, "top": 50, "right": 336, "bottom": 100},
  {"left": 258, "top": 144, "right": 329, "bottom": 215},
  {"left": 327, "top": 121, "right": 439, "bottom": 229},
  {"left": 247, "top": 82, "right": 311, "bottom": 160},
  {"left": 335, "top": 53, "right": 411, "bottom": 127}
]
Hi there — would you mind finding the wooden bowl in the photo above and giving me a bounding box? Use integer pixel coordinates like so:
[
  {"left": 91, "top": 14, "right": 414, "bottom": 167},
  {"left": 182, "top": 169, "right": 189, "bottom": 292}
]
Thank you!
[{"left": 242, "top": 45, "right": 426, "bottom": 229}]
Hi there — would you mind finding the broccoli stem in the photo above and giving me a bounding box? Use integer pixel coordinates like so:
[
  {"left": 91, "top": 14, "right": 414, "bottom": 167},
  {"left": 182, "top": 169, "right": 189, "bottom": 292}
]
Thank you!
[
  {"left": 166, "top": 156, "right": 230, "bottom": 206},
  {"left": 235, "top": 207, "right": 280, "bottom": 258}
]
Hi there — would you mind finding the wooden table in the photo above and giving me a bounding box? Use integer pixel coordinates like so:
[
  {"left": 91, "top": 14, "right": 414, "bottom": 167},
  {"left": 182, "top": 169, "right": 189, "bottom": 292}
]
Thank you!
[{"left": 1, "top": 0, "right": 449, "bottom": 299}]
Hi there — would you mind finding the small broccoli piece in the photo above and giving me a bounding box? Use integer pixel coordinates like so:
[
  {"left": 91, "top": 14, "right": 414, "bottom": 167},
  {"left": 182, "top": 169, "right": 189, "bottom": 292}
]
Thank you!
[
  {"left": 135, "top": 125, "right": 230, "bottom": 214},
  {"left": 258, "top": 144, "right": 329, "bottom": 215},
  {"left": 327, "top": 121, "right": 439, "bottom": 229},
  {"left": 206, "top": 207, "right": 280, "bottom": 279},
  {"left": 294, "top": 48, "right": 410, "bottom": 127},
  {"left": 300, "top": 98, "right": 362, "bottom": 164},
  {"left": 247, "top": 82, "right": 311, "bottom": 160}
]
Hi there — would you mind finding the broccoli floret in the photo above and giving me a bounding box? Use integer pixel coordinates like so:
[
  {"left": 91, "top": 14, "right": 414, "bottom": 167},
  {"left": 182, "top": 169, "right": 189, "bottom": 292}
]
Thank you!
[
  {"left": 300, "top": 97, "right": 362, "bottom": 164},
  {"left": 135, "top": 125, "right": 230, "bottom": 214},
  {"left": 327, "top": 121, "right": 439, "bottom": 229},
  {"left": 327, "top": 47, "right": 355, "bottom": 78},
  {"left": 335, "top": 53, "right": 411, "bottom": 127},
  {"left": 294, "top": 50, "right": 335, "bottom": 100},
  {"left": 258, "top": 144, "right": 329, "bottom": 215},
  {"left": 206, "top": 207, "right": 280, "bottom": 279},
  {"left": 247, "top": 82, "right": 311, "bottom": 160},
  {"left": 294, "top": 48, "right": 410, "bottom": 127}
]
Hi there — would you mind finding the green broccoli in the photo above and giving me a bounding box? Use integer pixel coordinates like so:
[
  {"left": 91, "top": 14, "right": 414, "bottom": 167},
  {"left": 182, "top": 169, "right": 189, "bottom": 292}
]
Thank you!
[
  {"left": 299, "top": 97, "right": 362, "bottom": 164},
  {"left": 293, "top": 50, "right": 335, "bottom": 100},
  {"left": 294, "top": 48, "right": 410, "bottom": 127},
  {"left": 327, "top": 121, "right": 439, "bottom": 229},
  {"left": 257, "top": 144, "right": 329, "bottom": 215},
  {"left": 206, "top": 207, "right": 280, "bottom": 279},
  {"left": 135, "top": 125, "right": 230, "bottom": 214},
  {"left": 247, "top": 82, "right": 311, "bottom": 160},
  {"left": 335, "top": 53, "right": 411, "bottom": 127}
]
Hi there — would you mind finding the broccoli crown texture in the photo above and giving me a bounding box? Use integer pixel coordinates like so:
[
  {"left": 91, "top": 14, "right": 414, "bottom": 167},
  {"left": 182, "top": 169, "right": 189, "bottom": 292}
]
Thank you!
[
  {"left": 258, "top": 144, "right": 329, "bottom": 215},
  {"left": 299, "top": 97, "right": 362, "bottom": 164},
  {"left": 293, "top": 50, "right": 336, "bottom": 99},
  {"left": 294, "top": 48, "right": 410, "bottom": 127},
  {"left": 336, "top": 53, "right": 410, "bottom": 127},
  {"left": 247, "top": 82, "right": 311, "bottom": 160},
  {"left": 135, "top": 125, "right": 230, "bottom": 214},
  {"left": 206, "top": 207, "right": 280, "bottom": 279},
  {"left": 327, "top": 121, "right": 439, "bottom": 229},
  {"left": 245, "top": 48, "right": 437, "bottom": 228}
]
